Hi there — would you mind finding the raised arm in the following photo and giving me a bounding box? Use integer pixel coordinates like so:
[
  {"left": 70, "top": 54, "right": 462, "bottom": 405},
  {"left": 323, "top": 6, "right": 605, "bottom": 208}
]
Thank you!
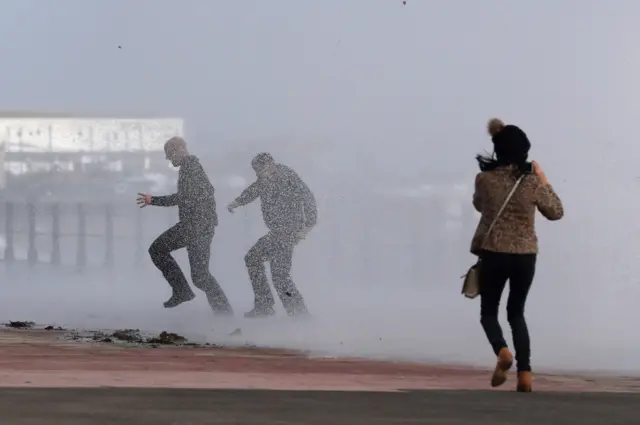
[
  {"left": 150, "top": 193, "right": 179, "bottom": 207},
  {"left": 531, "top": 161, "right": 564, "bottom": 221},
  {"left": 534, "top": 180, "right": 564, "bottom": 221},
  {"left": 230, "top": 180, "right": 262, "bottom": 208}
]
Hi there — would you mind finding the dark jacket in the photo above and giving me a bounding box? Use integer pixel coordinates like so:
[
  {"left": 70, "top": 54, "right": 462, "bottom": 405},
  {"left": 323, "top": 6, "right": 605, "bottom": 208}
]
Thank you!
[
  {"left": 233, "top": 164, "right": 317, "bottom": 233},
  {"left": 151, "top": 155, "right": 218, "bottom": 229},
  {"left": 471, "top": 165, "right": 563, "bottom": 255}
]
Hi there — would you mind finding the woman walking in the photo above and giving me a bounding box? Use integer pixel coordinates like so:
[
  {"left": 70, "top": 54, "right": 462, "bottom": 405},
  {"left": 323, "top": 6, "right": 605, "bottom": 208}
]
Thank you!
[{"left": 471, "top": 118, "right": 564, "bottom": 392}]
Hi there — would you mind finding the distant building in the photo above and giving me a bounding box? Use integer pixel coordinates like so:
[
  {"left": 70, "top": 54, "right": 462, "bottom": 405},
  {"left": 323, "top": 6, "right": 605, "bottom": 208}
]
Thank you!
[
  {"left": 0, "top": 110, "right": 183, "bottom": 152},
  {"left": 0, "top": 111, "right": 184, "bottom": 187}
]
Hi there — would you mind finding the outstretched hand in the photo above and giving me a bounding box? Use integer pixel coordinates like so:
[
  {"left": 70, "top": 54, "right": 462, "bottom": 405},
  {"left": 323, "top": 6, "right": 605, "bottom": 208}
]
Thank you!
[{"left": 137, "top": 193, "right": 152, "bottom": 208}]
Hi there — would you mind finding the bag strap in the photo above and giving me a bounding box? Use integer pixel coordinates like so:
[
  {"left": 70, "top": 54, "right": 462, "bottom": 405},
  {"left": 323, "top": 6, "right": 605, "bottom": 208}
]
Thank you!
[{"left": 484, "top": 175, "right": 525, "bottom": 239}]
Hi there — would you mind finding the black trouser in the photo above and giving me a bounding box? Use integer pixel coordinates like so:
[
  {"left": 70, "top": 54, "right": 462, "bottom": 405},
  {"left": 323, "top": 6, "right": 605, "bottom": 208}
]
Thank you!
[
  {"left": 479, "top": 251, "right": 536, "bottom": 372},
  {"left": 148, "top": 221, "right": 232, "bottom": 313},
  {"left": 244, "top": 230, "right": 307, "bottom": 316}
]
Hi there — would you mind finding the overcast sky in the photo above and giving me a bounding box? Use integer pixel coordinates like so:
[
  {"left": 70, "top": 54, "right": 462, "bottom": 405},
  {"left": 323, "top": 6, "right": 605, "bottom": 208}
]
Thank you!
[{"left": 0, "top": 0, "right": 637, "bottom": 176}]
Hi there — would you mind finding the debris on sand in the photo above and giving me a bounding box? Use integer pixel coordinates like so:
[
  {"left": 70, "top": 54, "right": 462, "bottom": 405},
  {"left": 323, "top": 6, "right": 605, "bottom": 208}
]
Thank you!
[
  {"left": 3, "top": 322, "right": 65, "bottom": 331},
  {"left": 91, "top": 331, "right": 109, "bottom": 341},
  {"left": 5, "top": 321, "right": 35, "bottom": 329},
  {"left": 111, "top": 329, "right": 144, "bottom": 343},
  {"left": 146, "top": 331, "right": 187, "bottom": 345},
  {"left": 64, "top": 329, "right": 190, "bottom": 346},
  {"left": 88, "top": 332, "right": 113, "bottom": 343},
  {"left": 44, "top": 325, "right": 66, "bottom": 331}
]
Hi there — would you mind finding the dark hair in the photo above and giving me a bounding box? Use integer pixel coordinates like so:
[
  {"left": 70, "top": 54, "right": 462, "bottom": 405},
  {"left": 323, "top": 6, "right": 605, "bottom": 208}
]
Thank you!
[
  {"left": 476, "top": 122, "right": 531, "bottom": 176},
  {"left": 475, "top": 152, "right": 530, "bottom": 175},
  {"left": 476, "top": 151, "right": 500, "bottom": 172},
  {"left": 251, "top": 152, "right": 274, "bottom": 170}
]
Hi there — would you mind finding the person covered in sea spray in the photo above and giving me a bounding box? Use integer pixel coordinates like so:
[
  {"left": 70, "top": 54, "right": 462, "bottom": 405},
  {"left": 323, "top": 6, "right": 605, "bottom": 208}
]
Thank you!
[
  {"left": 137, "top": 137, "right": 233, "bottom": 316},
  {"left": 471, "top": 118, "right": 564, "bottom": 392},
  {"left": 228, "top": 153, "right": 317, "bottom": 318}
]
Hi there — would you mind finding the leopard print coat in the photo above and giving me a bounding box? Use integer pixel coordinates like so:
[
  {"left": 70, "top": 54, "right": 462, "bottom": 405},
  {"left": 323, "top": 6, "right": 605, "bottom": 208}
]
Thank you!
[{"left": 470, "top": 166, "right": 564, "bottom": 255}]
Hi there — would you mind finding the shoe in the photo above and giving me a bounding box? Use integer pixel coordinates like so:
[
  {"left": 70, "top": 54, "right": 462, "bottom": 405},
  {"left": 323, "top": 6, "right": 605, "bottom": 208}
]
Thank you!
[
  {"left": 516, "top": 371, "right": 532, "bottom": 392},
  {"left": 490, "top": 347, "right": 514, "bottom": 387},
  {"left": 244, "top": 306, "right": 276, "bottom": 318},
  {"left": 163, "top": 290, "right": 196, "bottom": 308}
]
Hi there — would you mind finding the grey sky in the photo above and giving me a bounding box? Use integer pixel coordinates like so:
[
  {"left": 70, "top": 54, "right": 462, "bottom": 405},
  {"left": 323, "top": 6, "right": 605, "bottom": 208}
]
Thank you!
[{"left": 0, "top": 0, "right": 637, "bottom": 173}]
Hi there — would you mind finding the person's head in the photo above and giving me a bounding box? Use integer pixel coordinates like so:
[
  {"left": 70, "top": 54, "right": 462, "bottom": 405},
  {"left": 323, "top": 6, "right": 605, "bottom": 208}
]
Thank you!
[
  {"left": 476, "top": 118, "right": 531, "bottom": 174},
  {"left": 164, "top": 136, "right": 189, "bottom": 167},
  {"left": 251, "top": 152, "right": 276, "bottom": 178}
]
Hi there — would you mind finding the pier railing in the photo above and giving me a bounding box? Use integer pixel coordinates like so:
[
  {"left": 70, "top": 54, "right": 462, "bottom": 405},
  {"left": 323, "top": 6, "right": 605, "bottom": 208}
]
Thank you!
[{"left": 0, "top": 194, "right": 479, "bottom": 286}]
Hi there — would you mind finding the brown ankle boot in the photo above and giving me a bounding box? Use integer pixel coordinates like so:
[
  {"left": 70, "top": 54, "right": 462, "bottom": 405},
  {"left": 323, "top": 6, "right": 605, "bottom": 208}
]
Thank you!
[
  {"left": 491, "top": 347, "right": 513, "bottom": 387},
  {"left": 516, "top": 371, "right": 532, "bottom": 392}
]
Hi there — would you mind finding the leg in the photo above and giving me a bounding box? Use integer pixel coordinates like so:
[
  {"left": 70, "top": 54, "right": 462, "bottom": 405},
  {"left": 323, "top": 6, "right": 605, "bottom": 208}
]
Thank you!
[
  {"left": 506, "top": 254, "right": 537, "bottom": 373},
  {"left": 479, "top": 251, "right": 512, "bottom": 387},
  {"left": 187, "top": 231, "right": 234, "bottom": 316},
  {"left": 479, "top": 252, "right": 510, "bottom": 355},
  {"left": 244, "top": 233, "right": 276, "bottom": 317},
  {"left": 148, "top": 223, "right": 195, "bottom": 308},
  {"left": 270, "top": 232, "right": 308, "bottom": 317}
]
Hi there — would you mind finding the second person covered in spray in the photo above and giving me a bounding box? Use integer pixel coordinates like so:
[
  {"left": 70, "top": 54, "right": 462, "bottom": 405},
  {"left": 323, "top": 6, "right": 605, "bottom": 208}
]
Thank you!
[{"left": 228, "top": 153, "right": 317, "bottom": 318}]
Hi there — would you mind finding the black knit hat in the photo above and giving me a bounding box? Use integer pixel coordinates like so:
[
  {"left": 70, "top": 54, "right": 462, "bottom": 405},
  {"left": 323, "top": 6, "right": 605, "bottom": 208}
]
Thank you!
[{"left": 491, "top": 125, "right": 531, "bottom": 163}]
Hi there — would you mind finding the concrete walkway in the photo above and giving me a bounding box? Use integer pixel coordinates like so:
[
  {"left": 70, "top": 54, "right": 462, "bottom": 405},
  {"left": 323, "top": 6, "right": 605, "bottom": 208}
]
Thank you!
[{"left": 1, "top": 388, "right": 639, "bottom": 424}]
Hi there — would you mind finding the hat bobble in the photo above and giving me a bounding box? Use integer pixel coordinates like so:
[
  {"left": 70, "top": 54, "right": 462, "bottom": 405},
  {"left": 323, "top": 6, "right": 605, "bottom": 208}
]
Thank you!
[{"left": 487, "top": 118, "right": 505, "bottom": 138}]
